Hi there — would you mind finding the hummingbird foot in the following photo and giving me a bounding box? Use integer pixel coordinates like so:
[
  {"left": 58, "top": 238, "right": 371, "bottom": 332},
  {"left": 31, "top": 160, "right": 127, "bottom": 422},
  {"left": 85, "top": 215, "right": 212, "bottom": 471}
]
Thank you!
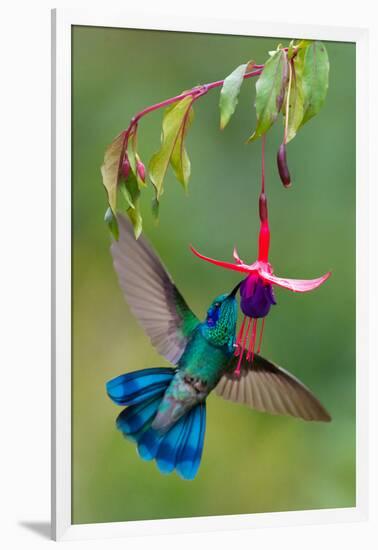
[{"left": 184, "top": 375, "right": 208, "bottom": 397}]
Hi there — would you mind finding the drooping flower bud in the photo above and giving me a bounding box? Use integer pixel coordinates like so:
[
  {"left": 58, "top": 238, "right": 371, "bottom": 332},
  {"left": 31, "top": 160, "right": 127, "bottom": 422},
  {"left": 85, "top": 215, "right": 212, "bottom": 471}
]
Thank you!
[
  {"left": 121, "top": 155, "right": 131, "bottom": 180},
  {"left": 277, "top": 143, "right": 291, "bottom": 187},
  {"left": 259, "top": 192, "right": 268, "bottom": 222},
  {"left": 136, "top": 159, "right": 146, "bottom": 183}
]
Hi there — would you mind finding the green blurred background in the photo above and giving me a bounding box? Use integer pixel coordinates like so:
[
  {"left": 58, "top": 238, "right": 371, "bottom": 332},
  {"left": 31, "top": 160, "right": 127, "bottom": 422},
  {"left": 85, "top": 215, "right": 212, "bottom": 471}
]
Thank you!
[{"left": 72, "top": 27, "right": 355, "bottom": 524}]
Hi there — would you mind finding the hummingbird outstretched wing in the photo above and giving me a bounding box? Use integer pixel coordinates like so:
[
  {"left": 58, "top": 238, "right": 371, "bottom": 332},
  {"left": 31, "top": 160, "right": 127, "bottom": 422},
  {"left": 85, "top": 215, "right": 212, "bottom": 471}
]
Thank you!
[
  {"left": 111, "top": 215, "right": 200, "bottom": 364},
  {"left": 216, "top": 354, "right": 331, "bottom": 422}
]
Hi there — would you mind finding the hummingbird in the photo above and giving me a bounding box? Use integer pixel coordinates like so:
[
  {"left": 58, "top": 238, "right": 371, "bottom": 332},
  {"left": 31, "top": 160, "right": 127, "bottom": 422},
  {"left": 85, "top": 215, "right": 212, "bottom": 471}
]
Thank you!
[{"left": 106, "top": 216, "right": 331, "bottom": 480}]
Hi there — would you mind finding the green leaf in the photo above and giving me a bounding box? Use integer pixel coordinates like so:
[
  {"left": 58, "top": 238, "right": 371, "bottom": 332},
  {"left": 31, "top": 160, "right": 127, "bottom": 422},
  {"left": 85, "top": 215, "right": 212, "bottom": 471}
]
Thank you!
[
  {"left": 294, "top": 39, "right": 313, "bottom": 51},
  {"left": 128, "top": 205, "right": 142, "bottom": 239},
  {"left": 284, "top": 58, "right": 305, "bottom": 143},
  {"left": 268, "top": 43, "right": 282, "bottom": 57},
  {"left": 149, "top": 96, "right": 193, "bottom": 200},
  {"left": 119, "top": 180, "right": 135, "bottom": 210},
  {"left": 101, "top": 132, "right": 126, "bottom": 212},
  {"left": 219, "top": 63, "right": 248, "bottom": 129},
  {"left": 104, "top": 207, "right": 119, "bottom": 240},
  {"left": 170, "top": 105, "right": 194, "bottom": 191},
  {"left": 151, "top": 197, "right": 160, "bottom": 220},
  {"left": 119, "top": 170, "right": 143, "bottom": 239},
  {"left": 301, "top": 41, "right": 329, "bottom": 126},
  {"left": 287, "top": 40, "right": 295, "bottom": 60},
  {"left": 248, "top": 50, "right": 288, "bottom": 141},
  {"left": 124, "top": 172, "right": 142, "bottom": 238}
]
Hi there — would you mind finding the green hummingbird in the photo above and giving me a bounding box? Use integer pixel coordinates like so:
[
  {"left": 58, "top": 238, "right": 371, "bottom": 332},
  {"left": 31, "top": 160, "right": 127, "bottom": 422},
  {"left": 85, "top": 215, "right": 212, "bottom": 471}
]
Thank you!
[{"left": 106, "top": 216, "right": 331, "bottom": 480}]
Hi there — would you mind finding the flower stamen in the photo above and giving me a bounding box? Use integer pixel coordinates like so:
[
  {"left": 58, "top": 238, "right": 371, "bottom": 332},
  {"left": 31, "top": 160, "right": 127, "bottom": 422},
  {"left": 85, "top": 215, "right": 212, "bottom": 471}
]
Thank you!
[
  {"left": 246, "top": 319, "right": 255, "bottom": 361},
  {"left": 257, "top": 318, "right": 265, "bottom": 354},
  {"left": 235, "top": 317, "right": 247, "bottom": 356},
  {"left": 246, "top": 318, "right": 258, "bottom": 363},
  {"left": 235, "top": 317, "right": 251, "bottom": 376}
]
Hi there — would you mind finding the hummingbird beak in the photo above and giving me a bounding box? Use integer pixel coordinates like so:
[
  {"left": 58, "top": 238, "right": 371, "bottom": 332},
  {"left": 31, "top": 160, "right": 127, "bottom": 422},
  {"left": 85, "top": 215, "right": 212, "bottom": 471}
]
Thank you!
[{"left": 228, "top": 281, "right": 242, "bottom": 298}]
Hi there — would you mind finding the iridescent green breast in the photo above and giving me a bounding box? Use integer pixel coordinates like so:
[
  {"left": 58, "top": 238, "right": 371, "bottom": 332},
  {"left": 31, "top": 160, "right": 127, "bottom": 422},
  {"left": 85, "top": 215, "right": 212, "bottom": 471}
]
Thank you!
[{"left": 178, "top": 328, "right": 233, "bottom": 390}]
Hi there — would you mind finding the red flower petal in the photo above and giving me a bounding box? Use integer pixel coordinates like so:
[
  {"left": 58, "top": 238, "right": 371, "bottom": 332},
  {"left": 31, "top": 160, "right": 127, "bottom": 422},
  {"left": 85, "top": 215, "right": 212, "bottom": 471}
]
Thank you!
[
  {"left": 190, "top": 246, "right": 250, "bottom": 274},
  {"left": 259, "top": 270, "right": 332, "bottom": 292}
]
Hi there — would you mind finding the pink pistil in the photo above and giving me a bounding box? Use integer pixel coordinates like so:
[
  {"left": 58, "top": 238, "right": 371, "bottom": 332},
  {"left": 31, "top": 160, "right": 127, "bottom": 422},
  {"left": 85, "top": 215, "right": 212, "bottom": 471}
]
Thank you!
[
  {"left": 235, "top": 317, "right": 263, "bottom": 375},
  {"left": 235, "top": 317, "right": 247, "bottom": 357},
  {"left": 246, "top": 319, "right": 258, "bottom": 362},
  {"left": 257, "top": 318, "right": 265, "bottom": 354},
  {"left": 246, "top": 320, "right": 255, "bottom": 361},
  {"left": 235, "top": 317, "right": 251, "bottom": 376}
]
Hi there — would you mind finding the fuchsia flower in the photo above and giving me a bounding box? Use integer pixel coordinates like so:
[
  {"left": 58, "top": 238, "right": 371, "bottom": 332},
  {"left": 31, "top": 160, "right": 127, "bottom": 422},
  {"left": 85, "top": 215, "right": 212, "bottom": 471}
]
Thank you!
[{"left": 191, "top": 190, "right": 331, "bottom": 376}]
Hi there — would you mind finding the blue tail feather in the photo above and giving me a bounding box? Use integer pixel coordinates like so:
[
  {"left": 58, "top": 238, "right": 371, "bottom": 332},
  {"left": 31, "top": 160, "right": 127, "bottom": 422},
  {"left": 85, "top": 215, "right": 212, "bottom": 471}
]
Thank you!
[
  {"left": 156, "top": 415, "right": 188, "bottom": 474},
  {"left": 191, "top": 403, "right": 207, "bottom": 477},
  {"left": 176, "top": 403, "right": 206, "bottom": 480},
  {"left": 137, "top": 402, "right": 207, "bottom": 479},
  {"left": 137, "top": 428, "right": 164, "bottom": 461},
  {"left": 116, "top": 395, "right": 162, "bottom": 438},
  {"left": 106, "top": 368, "right": 174, "bottom": 406},
  {"left": 106, "top": 367, "right": 207, "bottom": 479}
]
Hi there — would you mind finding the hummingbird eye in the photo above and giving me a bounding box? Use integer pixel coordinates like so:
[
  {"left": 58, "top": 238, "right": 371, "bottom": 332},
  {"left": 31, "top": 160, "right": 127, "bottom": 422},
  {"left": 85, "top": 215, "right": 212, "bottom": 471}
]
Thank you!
[{"left": 214, "top": 302, "right": 221, "bottom": 308}]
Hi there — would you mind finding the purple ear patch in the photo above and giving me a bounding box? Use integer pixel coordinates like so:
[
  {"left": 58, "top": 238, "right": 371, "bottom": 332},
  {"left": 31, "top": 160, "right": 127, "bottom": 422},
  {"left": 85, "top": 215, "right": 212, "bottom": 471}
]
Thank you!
[{"left": 240, "top": 274, "right": 276, "bottom": 319}]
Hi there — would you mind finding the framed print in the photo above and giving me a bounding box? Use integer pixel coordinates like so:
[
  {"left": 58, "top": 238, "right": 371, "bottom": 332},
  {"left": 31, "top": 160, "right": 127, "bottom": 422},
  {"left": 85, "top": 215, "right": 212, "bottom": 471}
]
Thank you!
[{"left": 51, "top": 8, "right": 369, "bottom": 541}]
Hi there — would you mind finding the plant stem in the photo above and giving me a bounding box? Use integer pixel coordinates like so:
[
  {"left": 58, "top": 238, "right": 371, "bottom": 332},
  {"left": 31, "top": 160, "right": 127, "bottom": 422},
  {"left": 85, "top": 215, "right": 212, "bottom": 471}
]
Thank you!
[
  {"left": 284, "top": 58, "right": 293, "bottom": 144},
  {"left": 123, "top": 67, "right": 263, "bottom": 142},
  {"left": 258, "top": 134, "right": 270, "bottom": 262},
  {"left": 261, "top": 134, "right": 266, "bottom": 194}
]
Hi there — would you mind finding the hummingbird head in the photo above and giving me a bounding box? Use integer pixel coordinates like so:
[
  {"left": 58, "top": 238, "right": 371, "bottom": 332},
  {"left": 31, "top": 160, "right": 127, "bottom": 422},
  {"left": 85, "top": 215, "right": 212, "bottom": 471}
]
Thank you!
[{"left": 203, "top": 282, "right": 241, "bottom": 349}]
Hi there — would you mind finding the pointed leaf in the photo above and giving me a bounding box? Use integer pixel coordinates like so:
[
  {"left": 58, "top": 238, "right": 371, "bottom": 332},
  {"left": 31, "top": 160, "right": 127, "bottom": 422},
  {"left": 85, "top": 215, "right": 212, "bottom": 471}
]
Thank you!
[
  {"left": 104, "top": 207, "right": 119, "bottom": 240},
  {"left": 285, "top": 58, "right": 305, "bottom": 143},
  {"left": 301, "top": 41, "right": 329, "bottom": 126},
  {"left": 127, "top": 204, "right": 143, "bottom": 239},
  {"left": 248, "top": 50, "right": 288, "bottom": 141},
  {"left": 101, "top": 132, "right": 127, "bottom": 212},
  {"left": 170, "top": 104, "right": 194, "bottom": 190},
  {"left": 151, "top": 197, "right": 160, "bottom": 220},
  {"left": 268, "top": 44, "right": 282, "bottom": 57},
  {"left": 149, "top": 96, "right": 193, "bottom": 200},
  {"left": 287, "top": 40, "right": 295, "bottom": 60},
  {"left": 124, "top": 172, "right": 142, "bottom": 239},
  {"left": 127, "top": 136, "right": 137, "bottom": 173},
  {"left": 295, "top": 39, "right": 313, "bottom": 50},
  {"left": 219, "top": 63, "right": 248, "bottom": 129},
  {"left": 119, "top": 180, "right": 135, "bottom": 210}
]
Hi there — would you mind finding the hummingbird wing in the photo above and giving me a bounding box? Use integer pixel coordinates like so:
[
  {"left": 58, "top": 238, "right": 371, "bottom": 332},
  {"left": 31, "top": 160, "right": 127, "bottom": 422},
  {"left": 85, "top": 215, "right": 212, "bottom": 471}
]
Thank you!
[
  {"left": 216, "top": 354, "right": 331, "bottom": 422},
  {"left": 111, "top": 215, "right": 200, "bottom": 364}
]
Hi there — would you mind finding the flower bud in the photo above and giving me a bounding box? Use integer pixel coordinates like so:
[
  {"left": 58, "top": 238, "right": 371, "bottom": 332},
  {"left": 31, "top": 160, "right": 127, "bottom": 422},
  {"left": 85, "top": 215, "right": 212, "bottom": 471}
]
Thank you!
[
  {"left": 259, "top": 192, "right": 268, "bottom": 222},
  {"left": 121, "top": 156, "right": 131, "bottom": 180},
  {"left": 277, "top": 143, "right": 291, "bottom": 187},
  {"left": 136, "top": 159, "right": 146, "bottom": 183}
]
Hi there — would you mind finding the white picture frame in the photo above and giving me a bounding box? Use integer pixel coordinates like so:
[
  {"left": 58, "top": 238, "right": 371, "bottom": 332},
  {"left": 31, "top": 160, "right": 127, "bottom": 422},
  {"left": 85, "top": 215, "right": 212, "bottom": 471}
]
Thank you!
[{"left": 51, "top": 8, "right": 369, "bottom": 541}]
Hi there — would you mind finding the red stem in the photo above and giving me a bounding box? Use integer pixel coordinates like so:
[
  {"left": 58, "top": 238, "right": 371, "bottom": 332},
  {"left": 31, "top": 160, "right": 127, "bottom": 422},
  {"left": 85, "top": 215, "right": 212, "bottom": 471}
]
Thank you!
[
  {"left": 258, "top": 135, "right": 270, "bottom": 262},
  {"left": 122, "top": 67, "right": 263, "bottom": 143},
  {"left": 261, "top": 134, "right": 266, "bottom": 194}
]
